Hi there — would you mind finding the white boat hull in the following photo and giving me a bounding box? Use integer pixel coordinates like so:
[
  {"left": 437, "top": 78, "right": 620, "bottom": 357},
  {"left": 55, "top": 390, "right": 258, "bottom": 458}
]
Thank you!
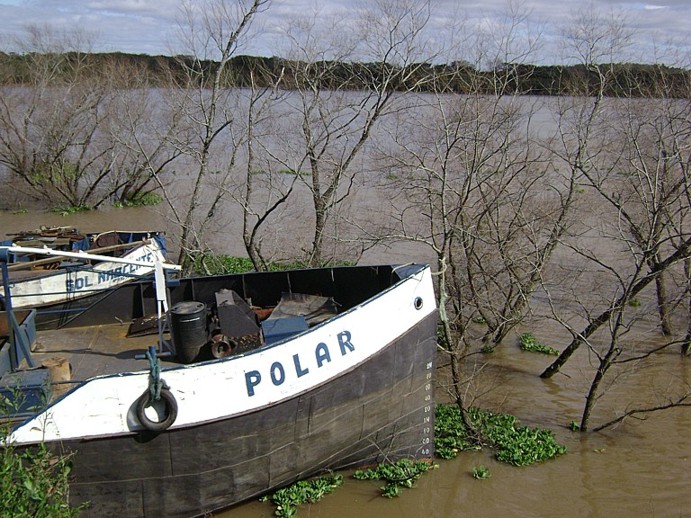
[{"left": 4, "top": 240, "right": 167, "bottom": 310}]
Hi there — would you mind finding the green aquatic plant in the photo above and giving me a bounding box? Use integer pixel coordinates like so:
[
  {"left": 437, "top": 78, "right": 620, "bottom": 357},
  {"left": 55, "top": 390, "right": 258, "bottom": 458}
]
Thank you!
[
  {"left": 434, "top": 403, "right": 482, "bottom": 459},
  {"left": 51, "top": 205, "right": 90, "bottom": 216},
  {"left": 435, "top": 404, "right": 567, "bottom": 466},
  {"left": 472, "top": 465, "right": 491, "bottom": 479},
  {"left": 260, "top": 474, "right": 343, "bottom": 517},
  {"left": 113, "top": 192, "right": 163, "bottom": 208},
  {"left": 519, "top": 333, "right": 560, "bottom": 356},
  {"left": 353, "top": 458, "right": 436, "bottom": 498}
]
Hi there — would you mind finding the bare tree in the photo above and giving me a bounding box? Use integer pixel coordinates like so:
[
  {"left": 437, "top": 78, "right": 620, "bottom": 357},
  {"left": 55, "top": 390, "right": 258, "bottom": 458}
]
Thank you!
[
  {"left": 539, "top": 10, "right": 689, "bottom": 379},
  {"left": 375, "top": 4, "right": 574, "bottom": 432},
  {"left": 585, "top": 96, "right": 690, "bottom": 430},
  {"left": 389, "top": 4, "right": 566, "bottom": 348},
  {"left": 99, "top": 58, "right": 184, "bottom": 209},
  {"left": 229, "top": 61, "right": 300, "bottom": 270},
  {"left": 537, "top": 10, "right": 691, "bottom": 431},
  {"left": 154, "top": 0, "right": 271, "bottom": 271},
  {"left": 0, "top": 26, "right": 117, "bottom": 209},
  {"left": 276, "top": 0, "right": 437, "bottom": 266}
]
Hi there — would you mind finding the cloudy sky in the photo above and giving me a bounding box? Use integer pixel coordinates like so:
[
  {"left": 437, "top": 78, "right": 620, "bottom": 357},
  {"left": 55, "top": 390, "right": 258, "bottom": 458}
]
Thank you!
[{"left": 0, "top": 0, "right": 689, "bottom": 65}]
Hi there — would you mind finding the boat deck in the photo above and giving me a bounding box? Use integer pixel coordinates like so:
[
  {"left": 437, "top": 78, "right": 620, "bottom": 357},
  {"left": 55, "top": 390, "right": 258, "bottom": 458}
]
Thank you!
[{"left": 31, "top": 323, "right": 178, "bottom": 390}]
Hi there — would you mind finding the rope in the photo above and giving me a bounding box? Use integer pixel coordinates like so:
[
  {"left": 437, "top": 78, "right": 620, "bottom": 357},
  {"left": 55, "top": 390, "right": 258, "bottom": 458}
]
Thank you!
[{"left": 145, "top": 345, "right": 168, "bottom": 400}]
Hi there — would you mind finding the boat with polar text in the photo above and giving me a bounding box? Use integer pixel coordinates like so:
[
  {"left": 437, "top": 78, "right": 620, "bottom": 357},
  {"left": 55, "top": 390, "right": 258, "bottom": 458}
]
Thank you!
[
  {"left": 0, "top": 227, "right": 168, "bottom": 329},
  {"left": 0, "top": 246, "right": 437, "bottom": 517}
]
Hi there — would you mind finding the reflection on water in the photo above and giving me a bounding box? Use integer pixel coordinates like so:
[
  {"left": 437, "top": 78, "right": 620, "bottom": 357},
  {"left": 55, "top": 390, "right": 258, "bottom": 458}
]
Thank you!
[{"left": 1, "top": 208, "right": 689, "bottom": 517}]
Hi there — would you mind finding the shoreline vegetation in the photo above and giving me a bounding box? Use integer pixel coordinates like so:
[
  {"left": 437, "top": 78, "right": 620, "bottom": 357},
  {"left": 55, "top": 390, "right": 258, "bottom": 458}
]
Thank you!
[{"left": 1, "top": 51, "right": 689, "bottom": 98}]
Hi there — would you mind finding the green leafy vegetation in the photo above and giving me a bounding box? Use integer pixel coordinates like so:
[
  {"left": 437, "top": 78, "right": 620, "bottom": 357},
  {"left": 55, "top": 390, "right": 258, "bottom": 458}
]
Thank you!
[
  {"left": 353, "top": 458, "right": 437, "bottom": 498},
  {"left": 435, "top": 404, "right": 567, "bottom": 466},
  {"left": 189, "top": 255, "right": 255, "bottom": 274},
  {"left": 472, "top": 465, "right": 491, "bottom": 479},
  {"left": 0, "top": 441, "right": 83, "bottom": 517},
  {"left": 188, "top": 255, "right": 307, "bottom": 275},
  {"left": 29, "top": 161, "right": 79, "bottom": 187},
  {"left": 113, "top": 192, "right": 163, "bottom": 208},
  {"left": 1, "top": 395, "right": 85, "bottom": 517},
  {"left": 519, "top": 333, "right": 560, "bottom": 356},
  {"left": 434, "top": 404, "right": 482, "bottom": 459},
  {"left": 188, "top": 254, "right": 354, "bottom": 275},
  {"left": 259, "top": 474, "right": 343, "bottom": 518}
]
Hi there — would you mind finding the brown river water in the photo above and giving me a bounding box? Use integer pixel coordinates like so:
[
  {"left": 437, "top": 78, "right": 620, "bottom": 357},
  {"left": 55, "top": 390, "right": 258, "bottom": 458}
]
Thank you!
[{"left": 1, "top": 208, "right": 689, "bottom": 518}]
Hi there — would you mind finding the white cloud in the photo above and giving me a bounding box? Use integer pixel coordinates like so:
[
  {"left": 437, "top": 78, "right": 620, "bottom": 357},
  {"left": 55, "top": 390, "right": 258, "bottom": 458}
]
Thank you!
[{"left": 0, "top": 0, "right": 688, "bottom": 64}]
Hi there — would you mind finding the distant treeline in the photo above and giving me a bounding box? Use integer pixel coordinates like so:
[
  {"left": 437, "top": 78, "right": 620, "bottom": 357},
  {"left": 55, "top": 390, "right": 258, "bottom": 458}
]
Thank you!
[{"left": 1, "top": 51, "right": 688, "bottom": 98}]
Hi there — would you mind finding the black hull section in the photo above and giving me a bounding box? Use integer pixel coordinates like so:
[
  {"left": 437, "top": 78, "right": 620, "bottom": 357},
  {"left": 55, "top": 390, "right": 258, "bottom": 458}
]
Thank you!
[{"left": 62, "top": 312, "right": 437, "bottom": 517}]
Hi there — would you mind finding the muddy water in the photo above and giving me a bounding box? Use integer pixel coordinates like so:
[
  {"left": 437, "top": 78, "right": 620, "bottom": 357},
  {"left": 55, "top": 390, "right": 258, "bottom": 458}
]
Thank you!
[
  {"left": 1, "top": 209, "right": 689, "bottom": 517},
  {"left": 224, "top": 348, "right": 690, "bottom": 517},
  {"left": 0, "top": 208, "right": 169, "bottom": 241}
]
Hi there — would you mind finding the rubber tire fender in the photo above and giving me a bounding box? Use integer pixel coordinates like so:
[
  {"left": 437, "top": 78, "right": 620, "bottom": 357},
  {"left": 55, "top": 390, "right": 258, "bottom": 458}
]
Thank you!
[{"left": 136, "top": 387, "right": 178, "bottom": 432}]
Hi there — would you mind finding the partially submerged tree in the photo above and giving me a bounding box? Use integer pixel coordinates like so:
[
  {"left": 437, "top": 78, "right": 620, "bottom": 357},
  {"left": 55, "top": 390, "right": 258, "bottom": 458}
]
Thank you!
[
  {"left": 378, "top": 4, "right": 574, "bottom": 432},
  {"left": 277, "top": 0, "right": 437, "bottom": 266},
  {"left": 0, "top": 26, "right": 112, "bottom": 209},
  {"left": 229, "top": 60, "right": 299, "bottom": 270},
  {"left": 154, "top": 0, "right": 271, "bottom": 271},
  {"left": 0, "top": 27, "right": 181, "bottom": 210},
  {"left": 101, "top": 58, "right": 183, "bottom": 209},
  {"left": 538, "top": 10, "right": 691, "bottom": 431},
  {"left": 542, "top": 90, "right": 691, "bottom": 430}
]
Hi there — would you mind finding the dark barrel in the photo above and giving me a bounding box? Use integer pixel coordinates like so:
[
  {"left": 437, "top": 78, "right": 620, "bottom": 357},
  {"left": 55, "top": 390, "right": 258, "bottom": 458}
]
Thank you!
[{"left": 170, "top": 301, "right": 207, "bottom": 363}]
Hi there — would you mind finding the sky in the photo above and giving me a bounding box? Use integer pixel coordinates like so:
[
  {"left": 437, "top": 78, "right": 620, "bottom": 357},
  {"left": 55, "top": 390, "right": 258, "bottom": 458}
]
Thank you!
[{"left": 0, "top": 0, "right": 689, "bottom": 66}]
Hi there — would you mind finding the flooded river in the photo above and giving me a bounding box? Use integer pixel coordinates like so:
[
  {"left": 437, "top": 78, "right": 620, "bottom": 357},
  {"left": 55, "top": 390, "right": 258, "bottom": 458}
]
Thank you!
[
  {"left": 224, "top": 346, "right": 690, "bottom": 517},
  {"left": 1, "top": 208, "right": 689, "bottom": 517}
]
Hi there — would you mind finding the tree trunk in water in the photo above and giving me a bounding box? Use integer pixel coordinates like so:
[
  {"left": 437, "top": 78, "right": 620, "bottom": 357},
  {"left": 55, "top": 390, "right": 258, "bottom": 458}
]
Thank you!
[
  {"left": 580, "top": 360, "right": 609, "bottom": 432},
  {"left": 310, "top": 205, "right": 326, "bottom": 267},
  {"left": 684, "top": 259, "right": 691, "bottom": 355},
  {"left": 541, "top": 309, "right": 612, "bottom": 378},
  {"left": 542, "top": 244, "right": 691, "bottom": 377},
  {"left": 655, "top": 272, "right": 672, "bottom": 336}
]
